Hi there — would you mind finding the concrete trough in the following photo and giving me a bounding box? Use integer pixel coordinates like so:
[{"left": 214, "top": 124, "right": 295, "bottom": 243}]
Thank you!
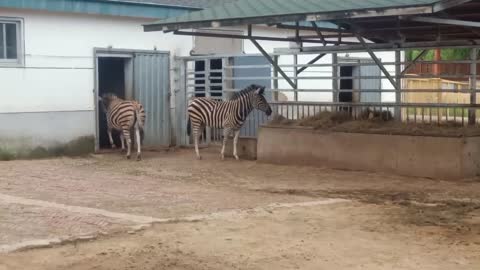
[{"left": 257, "top": 125, "right": 480, "bottom": 180}]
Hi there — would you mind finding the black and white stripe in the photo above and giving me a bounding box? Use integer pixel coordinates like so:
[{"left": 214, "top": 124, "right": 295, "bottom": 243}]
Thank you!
[
  {"left": 187, "top": 84, "right": 272, "bottom": 160},
  {"left": 100, "top": 93, "right": 146, "bottom": 161}
]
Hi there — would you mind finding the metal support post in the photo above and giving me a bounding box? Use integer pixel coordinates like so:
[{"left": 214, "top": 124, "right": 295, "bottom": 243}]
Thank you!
[
  {"left": 175, "top": 59, "right": 188, "bottom": 146},
  {"left": 273, "top": 55, "right": 279, "bottom": 101},
  {"left": 222, "top": 57, "right": 234, "bottom": 100},
  {"left": 332, "top": 53, "right": 339, "bottom": 103},
  {"left": 395, "top": 50, "right": 402, "bottom": 121},
  {"left": 293, "top": 53, "right": 298, "bottom": 101}
]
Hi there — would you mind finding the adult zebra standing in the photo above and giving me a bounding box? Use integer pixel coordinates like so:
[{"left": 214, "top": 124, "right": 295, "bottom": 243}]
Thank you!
[
  {"left": 99, "top": 93, "right": 145, "bottom": 161},
  {"left": 187, "top": 84, "right": 272, "bottom": 160}
]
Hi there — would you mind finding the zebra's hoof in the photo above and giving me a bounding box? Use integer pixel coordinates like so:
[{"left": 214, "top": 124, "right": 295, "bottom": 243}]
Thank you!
[
  {"left": 196, "top": 156, "right": 202, "bottom": 160},
  {"left": 221, "top": 155, "right": 225, "bottom": 161},
  {"left": 136, "top": 155, "right": 142, "bottom": 161},
  {"left": 111, "top": 144, "right": 117, "bottom": 149},
  {"left": 126, "top": 155, "right": 131, "bottom": 160},
  {"left": 234, "top": 155, "right": 240, "bottom": 160}
]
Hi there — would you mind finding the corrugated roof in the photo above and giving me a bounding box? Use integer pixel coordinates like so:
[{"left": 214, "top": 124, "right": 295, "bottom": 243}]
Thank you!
[
  {"left": 103, "top": 0, "right": 237, "bottom": 9},
  {"left": 144, "top": 0, "right": 440, "bottom": 31}
]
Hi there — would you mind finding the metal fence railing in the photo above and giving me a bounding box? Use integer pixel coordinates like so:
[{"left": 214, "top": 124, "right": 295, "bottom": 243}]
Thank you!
[{"left": 174, "top": 46, "right": 480, "bottom": 146}]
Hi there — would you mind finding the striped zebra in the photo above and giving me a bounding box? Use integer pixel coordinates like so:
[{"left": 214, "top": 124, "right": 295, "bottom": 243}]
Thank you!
[
  {"left": 187, "top": 84, "right": 272, "bottom": 160},
  {"left": 99, "top": 93, "right": 146, "bottom": 161}
]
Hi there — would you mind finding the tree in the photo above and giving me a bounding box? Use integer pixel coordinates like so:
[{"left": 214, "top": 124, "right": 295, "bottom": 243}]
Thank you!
[{"left": 406, "top": 48, "right": 473, "bottom": 61}]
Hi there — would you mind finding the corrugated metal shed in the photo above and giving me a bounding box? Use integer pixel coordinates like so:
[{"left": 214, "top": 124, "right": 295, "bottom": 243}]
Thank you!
[{"left": 144, "top": 0, "right": 440, "bottom": 31}]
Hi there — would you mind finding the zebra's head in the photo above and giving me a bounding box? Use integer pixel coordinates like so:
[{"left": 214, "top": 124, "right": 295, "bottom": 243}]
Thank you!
[
  {"left": 250, "top": 85, "right": 272, "bottom": 116},
  {"left": 99, "top": 93, "right": 121, "bottom": 110}
]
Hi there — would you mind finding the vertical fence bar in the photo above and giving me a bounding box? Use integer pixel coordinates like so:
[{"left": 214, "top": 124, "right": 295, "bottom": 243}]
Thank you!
[
  {"left": 205, "top": 60, "right": 211, "bottom": 144},
  {"left": 470, "top": 48, "right": 477, "bottom": 125}
]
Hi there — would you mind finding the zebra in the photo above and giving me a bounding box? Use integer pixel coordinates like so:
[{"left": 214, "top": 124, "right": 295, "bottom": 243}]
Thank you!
[
  {"left": 99, "top": 93, "right": 146, "bottom": 161},
  {"left": 187, "top": 84, "right": 272, "bottom": 160}
]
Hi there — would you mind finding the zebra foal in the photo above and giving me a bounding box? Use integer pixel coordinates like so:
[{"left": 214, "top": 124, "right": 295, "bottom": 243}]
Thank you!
[
  {"left": 187, "top": 84, "right": 272, "bottom": 160},
  {"left": 99, "top": 93, "right": 145, "bottom": 161}
]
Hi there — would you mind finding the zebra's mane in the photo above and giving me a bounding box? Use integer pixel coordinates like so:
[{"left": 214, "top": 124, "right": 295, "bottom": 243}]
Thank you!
[{"left": 230, "top": 84, "right": 264, "bottom": 100}]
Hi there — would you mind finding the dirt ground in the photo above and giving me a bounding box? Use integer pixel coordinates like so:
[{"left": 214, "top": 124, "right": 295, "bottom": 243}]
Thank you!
[{"left": 0, "top": 148, "right": 480, "bottom": 270}]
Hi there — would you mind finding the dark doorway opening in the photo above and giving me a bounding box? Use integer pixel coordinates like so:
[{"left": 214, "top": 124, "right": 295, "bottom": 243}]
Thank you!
[
  {"left": 339, "top": 65, "right": 354, "bottom": 113},
  {"left": 98, "top": 57, "right": 126, "bottom": 149}
]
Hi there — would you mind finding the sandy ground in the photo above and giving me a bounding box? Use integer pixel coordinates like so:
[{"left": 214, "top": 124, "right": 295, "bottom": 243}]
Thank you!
[{"left": 0, "top": 148, "right": 479, "bottom": 269}]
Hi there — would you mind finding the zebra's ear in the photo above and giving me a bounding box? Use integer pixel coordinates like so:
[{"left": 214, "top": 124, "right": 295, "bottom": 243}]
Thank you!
[{"left": 255, "top": 86, "right": 265, "bottom": 95}]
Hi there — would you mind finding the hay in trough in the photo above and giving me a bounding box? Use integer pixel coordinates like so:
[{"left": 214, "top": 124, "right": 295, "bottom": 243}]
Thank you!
[{"left": 268, "top": 110, "right": 480, "bottom": 137}]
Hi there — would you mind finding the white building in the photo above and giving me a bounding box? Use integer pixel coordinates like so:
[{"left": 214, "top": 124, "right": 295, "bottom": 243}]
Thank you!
[{"left": 0, "top": 0, "right": 395, "bottom": 157}]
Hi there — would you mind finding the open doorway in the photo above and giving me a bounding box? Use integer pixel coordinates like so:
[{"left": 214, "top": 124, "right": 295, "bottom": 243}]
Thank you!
[
  {"left": 339, "top": 65, "right": 354, "bottom": 113},
  {"left": 97, "top": 57, "right": 131, "bottom": 149}
]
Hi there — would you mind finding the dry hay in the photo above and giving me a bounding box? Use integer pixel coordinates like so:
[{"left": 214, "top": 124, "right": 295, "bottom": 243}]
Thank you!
[{"left": 268, "top": 110, "right": 480, "bottom": 137}]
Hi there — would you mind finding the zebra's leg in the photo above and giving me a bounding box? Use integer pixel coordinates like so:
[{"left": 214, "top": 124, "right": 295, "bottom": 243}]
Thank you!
[
  {"left": 108, "top": 129, "right": 116, "bottom": 149},
  {"left": 221, "top": 128, "right": 232, "bottom": 160},
  {"left": 233, "top": 130, "right": 241, "bottom": 160},
  {"left": 135, "top": 126, "right": 142, "bottom": 161},
  {"left": 193, "top": 126, "right": 202, "bottom": 160},
  {"left": 123, "top": 129, "right": 132, "bottom": 159},
  {"left": 120, "top": 133, "right": 125, "bottom": 152}
]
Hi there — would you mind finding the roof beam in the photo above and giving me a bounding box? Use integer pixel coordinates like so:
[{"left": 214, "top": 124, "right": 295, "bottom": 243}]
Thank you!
[
  {"left": 277, "top": 39, "right": 479, "bottom": 54},
  {"left": 400, "top": 16, "right": 480, "bottom": 28},
  {"left": 276, "top": 23, "right": 348, "bottom": 33},
  {"left": 311, "top": 22, "right": 327, "bottom": 46},
  {"left": 401, "top": 49, "right": 428, "bottom": 75},
  {"left": 355, "top": 34, "right": 399, "bottom": 90},
  {"left": 305, "top": 6, "right": 434, "bottom": 22},
  {"left": 173, "top": 30, "right": 328, "bottom": 44},
  {"left": 433, "top": 0, "right": 472, "bottom": 13},
  {"left": 297, "top": 53, "right": 327, "bottom": 75},
  {"left": 249, "top": 38, "right": 297, "bottom": 89}
]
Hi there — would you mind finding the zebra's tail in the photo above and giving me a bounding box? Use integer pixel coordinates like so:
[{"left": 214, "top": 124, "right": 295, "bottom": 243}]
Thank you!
[
  {"left": 134, "top": 108, "right": 145, "bottom": 143},
  {"left": 187, "top": 118, "right": 191, "bottom": 136}
]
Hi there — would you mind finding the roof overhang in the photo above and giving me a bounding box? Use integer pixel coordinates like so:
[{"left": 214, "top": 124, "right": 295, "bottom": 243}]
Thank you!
[
  {"left": 142, "top": 0, "right": 480, "bottom": 47},
  {"left": 144, "top": 3, "right": 438, "bottom": 32}
]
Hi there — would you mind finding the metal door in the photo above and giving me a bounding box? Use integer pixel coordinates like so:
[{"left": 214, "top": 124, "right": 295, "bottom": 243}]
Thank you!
[
  {"left": 358, "top": 61, "right": 381, "bottom": 103},
  {"left": 233, "top": 56, "right": 272, "bottom": 137},
  {"left": 133, "top": 52, "right": 170, "bottom": 146}
]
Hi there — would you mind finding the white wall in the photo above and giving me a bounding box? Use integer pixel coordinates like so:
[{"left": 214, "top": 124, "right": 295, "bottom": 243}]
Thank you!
[{"left": 0, "top": 8, "right": 193, "bottom": 113}]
